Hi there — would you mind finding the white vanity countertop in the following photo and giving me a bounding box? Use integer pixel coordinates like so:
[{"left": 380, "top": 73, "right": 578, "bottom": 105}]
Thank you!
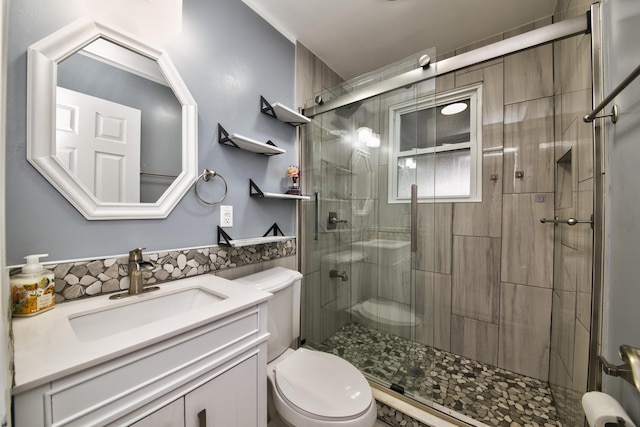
[{"left": 12, "top": 274, "right": 271, "bottom": 394}]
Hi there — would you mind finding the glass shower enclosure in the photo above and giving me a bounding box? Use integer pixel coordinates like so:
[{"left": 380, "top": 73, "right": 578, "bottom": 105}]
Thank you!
[
  {"left": 300, "top": 50, "right": 440, "bottom": 401},
  {"left": 299, "top": 10, "right": 598, "bottom": 424}
]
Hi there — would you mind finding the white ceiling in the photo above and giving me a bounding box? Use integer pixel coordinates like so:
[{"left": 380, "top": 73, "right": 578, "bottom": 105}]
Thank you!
[{"left": 242, "top": 0, "right": 558, "bottom": 80}]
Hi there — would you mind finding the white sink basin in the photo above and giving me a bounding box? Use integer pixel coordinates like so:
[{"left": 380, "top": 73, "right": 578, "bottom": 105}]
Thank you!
[{"left": 69, "top": 287, "right": 226, "bottom": 341}]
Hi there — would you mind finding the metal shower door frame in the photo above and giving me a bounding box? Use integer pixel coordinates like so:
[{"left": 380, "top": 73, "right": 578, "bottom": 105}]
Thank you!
[{"left": 303, "top": 14, "right": 590, "bottom": 118}]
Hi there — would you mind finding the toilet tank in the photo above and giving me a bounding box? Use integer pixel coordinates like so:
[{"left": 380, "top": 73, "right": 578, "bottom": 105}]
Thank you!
[{"left": 234, "top": 267, "right": 303, "bottom": 362}]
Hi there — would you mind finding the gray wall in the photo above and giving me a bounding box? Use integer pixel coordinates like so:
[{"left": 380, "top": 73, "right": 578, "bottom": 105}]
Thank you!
[
  {"left": 5, "top": 0, "right": 297, "bottom": 265},
  {"left": 603, "top": 0, "right": 640, "bottom": 421}
]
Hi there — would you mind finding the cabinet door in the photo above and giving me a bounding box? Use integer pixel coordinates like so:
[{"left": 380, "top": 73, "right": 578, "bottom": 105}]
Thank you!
[
  {"left": 185, "top": 356, "right": 258, "bottom": 427},
  {"left": 130, "top": 398, "right": 185, "bottom": 427}
]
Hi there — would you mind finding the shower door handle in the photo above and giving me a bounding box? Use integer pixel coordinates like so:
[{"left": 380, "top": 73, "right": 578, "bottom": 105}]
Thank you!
[
  {"left": 411, "top": 184, "right": 417, "bottom": 253},
  {"left": 314, "top": 192, "right": 319, "bottom": 240}
]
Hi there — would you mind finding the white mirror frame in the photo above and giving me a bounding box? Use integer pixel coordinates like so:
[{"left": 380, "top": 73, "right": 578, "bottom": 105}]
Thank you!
[{"left": 27, "top": 18, "right": 198, "bottom": 220}]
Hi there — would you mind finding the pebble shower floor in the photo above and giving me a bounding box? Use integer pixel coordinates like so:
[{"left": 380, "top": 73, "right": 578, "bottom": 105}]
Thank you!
[{"left": 316, "top": 322, "right": 561, "bottom": 427}]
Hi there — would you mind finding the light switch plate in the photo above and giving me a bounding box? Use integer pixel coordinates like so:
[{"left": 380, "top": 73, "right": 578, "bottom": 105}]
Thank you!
[{"left": 220, "top": 205, "right": 233, "bottom": 227}]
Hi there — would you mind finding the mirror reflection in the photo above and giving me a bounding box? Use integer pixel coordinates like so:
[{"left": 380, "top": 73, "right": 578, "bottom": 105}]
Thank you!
[{"left": 56, "top": 38, "right": 182, "bottom": 203}]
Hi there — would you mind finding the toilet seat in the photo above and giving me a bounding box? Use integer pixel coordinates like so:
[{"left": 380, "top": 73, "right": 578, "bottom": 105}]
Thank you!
[{"left": 269, "top": 348, "right": 377, "bottom": 426}]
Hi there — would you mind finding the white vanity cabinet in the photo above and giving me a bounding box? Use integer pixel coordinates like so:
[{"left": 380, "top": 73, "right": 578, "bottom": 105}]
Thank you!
[
  {"left": 131, "top": 354, "right": 258, "bottom": 427},
  {"left": 13, "top": 295, "right": 269, "bottom": 427}
]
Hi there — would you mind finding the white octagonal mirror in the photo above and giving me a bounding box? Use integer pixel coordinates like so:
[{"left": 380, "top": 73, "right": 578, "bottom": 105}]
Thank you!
[{"left": 27, "top": 18, "right": 198, "bottom": 219}]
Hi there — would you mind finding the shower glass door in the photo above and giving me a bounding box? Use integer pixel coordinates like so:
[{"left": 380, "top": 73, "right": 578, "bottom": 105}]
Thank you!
[{"left": 302, "top": 49, "right": 437, "bottom": 401}]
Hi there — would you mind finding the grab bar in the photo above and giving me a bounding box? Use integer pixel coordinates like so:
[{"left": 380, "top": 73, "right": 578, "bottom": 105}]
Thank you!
[
  {"left": 540, "top": 215, "right": 593, "bottom": 227},
  {"left": 584, "top": 62, "right": 640, "bottom": 123},
  {"left": 599, "top": 345, "right": 640, "bottom": 392}
]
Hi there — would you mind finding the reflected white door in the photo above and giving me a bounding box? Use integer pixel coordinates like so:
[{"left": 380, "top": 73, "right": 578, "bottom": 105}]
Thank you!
[{"left": 56, "top": 87, "right": 141, "bottom": 202}]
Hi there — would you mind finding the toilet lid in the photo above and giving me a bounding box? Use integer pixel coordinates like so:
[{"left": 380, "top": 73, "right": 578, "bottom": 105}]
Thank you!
[{"left": 275, "top": 349, "right": 372, "bottom": 418}]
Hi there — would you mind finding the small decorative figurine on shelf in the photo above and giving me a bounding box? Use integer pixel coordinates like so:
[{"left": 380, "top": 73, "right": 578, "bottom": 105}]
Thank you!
[{"left": 286, "top": 165, "right": 301, "bottom": 195}]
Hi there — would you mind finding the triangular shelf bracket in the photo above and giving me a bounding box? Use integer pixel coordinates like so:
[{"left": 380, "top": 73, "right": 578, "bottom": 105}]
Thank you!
[
  {"left": 263, "top": 223, "right": 285, "bottom": 237},
  {"left": 217, "top": 226, "right": 234, "bottom": 247},
  {"left": 217, "top": 124, "right": 236, "bottom": 148},
  {"left": 260, "top": 95, "right": 277, "bottom": 119},
  {"left": 249, "top": 179, "right": 265, "bottom": 197}
]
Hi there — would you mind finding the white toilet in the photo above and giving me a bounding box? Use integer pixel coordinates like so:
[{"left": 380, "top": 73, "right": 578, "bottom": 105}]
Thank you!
[{"left": 235, "top": 267, "right": 377, "bottom": 427}]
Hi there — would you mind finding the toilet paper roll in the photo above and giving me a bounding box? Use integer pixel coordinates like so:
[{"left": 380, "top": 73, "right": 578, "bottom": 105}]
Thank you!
[{"left": 582, "top": 391, "right": 637, "bottom": 427}]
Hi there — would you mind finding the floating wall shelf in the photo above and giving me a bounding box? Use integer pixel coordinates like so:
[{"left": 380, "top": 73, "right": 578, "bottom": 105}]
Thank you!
[
  {"left": 260, "top": 96, "right": 311, "bottom": 127},
  {"left": 218, "top": 124, "right": 285, "bottom": 156},
  {"left": 249, "top": 179, "right": 310, "bottom": 200},
  {"left": 217, "top": 223, "right": 293, "bottom": 247}
]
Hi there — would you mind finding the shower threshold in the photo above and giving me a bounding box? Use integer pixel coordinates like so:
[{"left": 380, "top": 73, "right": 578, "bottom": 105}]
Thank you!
[{"left": 315, "top": 322, "right": 561, "bottom": 427}]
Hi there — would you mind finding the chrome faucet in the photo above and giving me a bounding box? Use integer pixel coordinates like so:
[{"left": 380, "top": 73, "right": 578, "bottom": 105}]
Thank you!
[
  {"left": 330, "top": 270, "right": 349, "bottom": 281},
  {"left": 128, "top": 247, "right": 154, "bottom": 296},
  {"left": 110, "top": 248, "right": 157, "bottom": 299}
]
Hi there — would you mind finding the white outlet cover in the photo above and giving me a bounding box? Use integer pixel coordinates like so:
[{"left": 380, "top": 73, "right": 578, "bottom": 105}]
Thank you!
[{"left": 220, "top": 205, "right": 233, "bottom": 227}]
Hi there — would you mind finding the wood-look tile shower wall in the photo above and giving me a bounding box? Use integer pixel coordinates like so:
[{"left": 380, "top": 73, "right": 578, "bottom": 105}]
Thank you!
[
  {"left": 426, "top": 18, "right": 556, "bottom": 381},
  {"left": 550, "top": 0, "right": 595, "bottom": 424}
]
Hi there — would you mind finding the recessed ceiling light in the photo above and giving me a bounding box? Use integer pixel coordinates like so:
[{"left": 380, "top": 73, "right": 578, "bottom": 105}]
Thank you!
[{"left": 441, "top": 102, "right": 468, "bottom": 115}]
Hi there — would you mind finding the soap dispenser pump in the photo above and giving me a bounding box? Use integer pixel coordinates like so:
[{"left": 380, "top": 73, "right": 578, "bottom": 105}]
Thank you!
[{"left": 11, "top": 254, "right": 56, "bottom": 316}]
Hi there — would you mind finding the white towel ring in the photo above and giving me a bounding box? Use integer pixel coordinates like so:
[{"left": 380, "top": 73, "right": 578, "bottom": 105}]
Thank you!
[{"left": 194, "top": 169, "right": 228, "bottom": 205}]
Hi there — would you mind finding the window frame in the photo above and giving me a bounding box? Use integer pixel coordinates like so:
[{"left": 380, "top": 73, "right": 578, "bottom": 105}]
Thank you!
[{"left": 388, "top": 83, "right": 483, "bottom": 204}]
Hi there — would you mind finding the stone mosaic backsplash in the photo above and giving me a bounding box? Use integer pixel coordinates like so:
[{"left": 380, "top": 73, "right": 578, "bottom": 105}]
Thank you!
[{"left": 10, "top": 239, "right": 296, "bottom": 303}]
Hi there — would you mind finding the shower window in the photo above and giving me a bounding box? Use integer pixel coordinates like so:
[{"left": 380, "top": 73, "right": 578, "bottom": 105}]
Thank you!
[{"left": 388, "top": 83, "right": 482, "bottom": 203}]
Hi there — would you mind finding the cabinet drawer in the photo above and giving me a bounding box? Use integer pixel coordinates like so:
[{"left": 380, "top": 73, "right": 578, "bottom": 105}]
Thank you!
[{"left": 48, "top": 309, "right": 260, "bottom": 426}]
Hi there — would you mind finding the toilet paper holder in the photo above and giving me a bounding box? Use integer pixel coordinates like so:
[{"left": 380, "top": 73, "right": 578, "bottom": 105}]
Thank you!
[{"left": 599, "top": 344, "right": 640, "bottom": 392}]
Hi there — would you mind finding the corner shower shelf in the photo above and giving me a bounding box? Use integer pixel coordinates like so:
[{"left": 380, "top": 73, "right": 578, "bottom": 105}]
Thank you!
[
  {"left": 260, "top": 96, "right": 311, "bottom": 126},
  {"left": 249, "top": 179, "right": 310, "bottom": 200},
  {"left": 218, "top": 124, "right": 285, "bottom": 156},
  {"left": 217, "top": 223, "right": 293, "bottom": 247}
]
